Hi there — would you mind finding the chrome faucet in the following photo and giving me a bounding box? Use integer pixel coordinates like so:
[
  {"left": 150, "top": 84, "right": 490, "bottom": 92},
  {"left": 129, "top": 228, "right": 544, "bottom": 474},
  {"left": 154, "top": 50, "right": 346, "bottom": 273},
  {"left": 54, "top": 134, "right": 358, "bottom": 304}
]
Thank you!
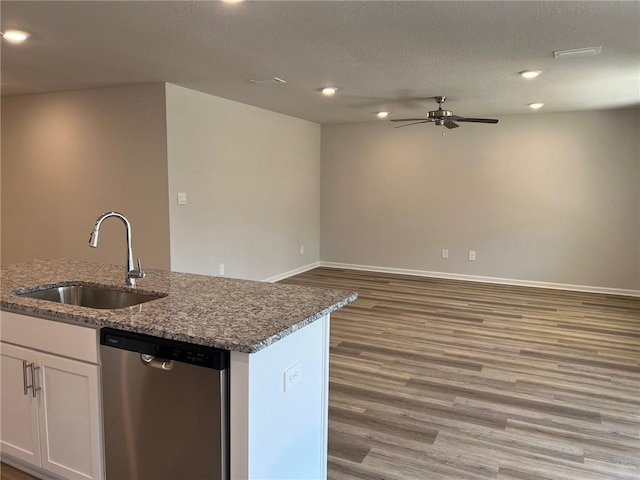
[{"left": 89, "top": 211, "right": 145, "bottom": 287}]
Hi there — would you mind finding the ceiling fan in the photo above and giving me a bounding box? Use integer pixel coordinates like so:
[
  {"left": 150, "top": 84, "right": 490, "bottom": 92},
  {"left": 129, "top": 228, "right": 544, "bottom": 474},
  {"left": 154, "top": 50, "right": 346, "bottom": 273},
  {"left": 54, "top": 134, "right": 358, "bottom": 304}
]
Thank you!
[{"left": 390, "top": 96, "right": 499, "bottom": 129}]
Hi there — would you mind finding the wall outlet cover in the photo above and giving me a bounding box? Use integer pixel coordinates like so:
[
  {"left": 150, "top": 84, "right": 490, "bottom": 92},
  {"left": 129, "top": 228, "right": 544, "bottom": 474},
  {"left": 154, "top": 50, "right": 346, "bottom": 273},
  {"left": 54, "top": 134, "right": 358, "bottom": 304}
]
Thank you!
[{"left": 284, "top": 361, "right": 302, "bottom": 392}]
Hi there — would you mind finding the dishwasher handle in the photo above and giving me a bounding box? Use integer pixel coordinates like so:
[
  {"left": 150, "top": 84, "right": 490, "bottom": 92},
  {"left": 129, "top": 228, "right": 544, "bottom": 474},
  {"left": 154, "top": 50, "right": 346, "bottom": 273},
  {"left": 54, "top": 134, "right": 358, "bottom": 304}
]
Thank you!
[{"left": 140, "top": 354, "right": 174, "bottom": 371}]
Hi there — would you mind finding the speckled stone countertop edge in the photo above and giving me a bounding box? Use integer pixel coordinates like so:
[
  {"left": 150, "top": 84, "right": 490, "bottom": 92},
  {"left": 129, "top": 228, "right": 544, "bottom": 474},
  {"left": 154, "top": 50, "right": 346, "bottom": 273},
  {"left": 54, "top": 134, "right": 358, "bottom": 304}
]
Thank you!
[
  {"left": 0, "top": 295, "right": 356, "bottom": 353},
  {"left": 0, "top": 259, "right": 358, "bottom": 354},
  {"left": 240, "top": 295, "right": 357, "bottom": 353}
]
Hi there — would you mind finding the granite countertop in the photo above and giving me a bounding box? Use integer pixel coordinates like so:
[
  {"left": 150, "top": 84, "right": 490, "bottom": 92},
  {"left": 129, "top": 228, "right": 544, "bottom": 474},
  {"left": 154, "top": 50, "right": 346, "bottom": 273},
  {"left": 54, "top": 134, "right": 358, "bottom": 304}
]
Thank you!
[{"left": 0, "top": 259, "right": 357, "bottom": 353}]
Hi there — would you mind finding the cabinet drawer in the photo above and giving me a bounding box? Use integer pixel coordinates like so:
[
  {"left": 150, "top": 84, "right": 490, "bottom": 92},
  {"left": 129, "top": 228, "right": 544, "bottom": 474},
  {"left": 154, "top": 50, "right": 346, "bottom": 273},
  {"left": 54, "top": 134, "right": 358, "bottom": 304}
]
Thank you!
[{"left": 0, "top": 311, "right": 99, "bottom": 364}]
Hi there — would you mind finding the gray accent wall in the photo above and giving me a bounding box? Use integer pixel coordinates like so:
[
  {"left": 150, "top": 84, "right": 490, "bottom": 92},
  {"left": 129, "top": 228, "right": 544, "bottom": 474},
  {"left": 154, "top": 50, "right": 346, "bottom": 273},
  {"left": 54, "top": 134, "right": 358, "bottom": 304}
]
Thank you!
[
  {"left": 320, "top": 108, "right": 640, "bottom": 290},
  {"left": 165, "top": 84, "right": 320, "bottom": 281},
  {"left": 1, "top": 84, "right": 172, "bottom": 270}
]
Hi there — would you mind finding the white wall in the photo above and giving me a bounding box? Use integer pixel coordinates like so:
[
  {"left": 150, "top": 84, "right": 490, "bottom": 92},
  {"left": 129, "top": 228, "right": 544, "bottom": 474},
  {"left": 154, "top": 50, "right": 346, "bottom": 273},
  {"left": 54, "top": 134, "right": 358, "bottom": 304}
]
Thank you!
[
  {"left": 165, "top": 84, "right": 320, "bottom": 281},
  {"left": 1, "top": 84, "right": 171, "bottom": 270},
  {"left": 321, "top": 108, "right": 640, "bottom": 291}
]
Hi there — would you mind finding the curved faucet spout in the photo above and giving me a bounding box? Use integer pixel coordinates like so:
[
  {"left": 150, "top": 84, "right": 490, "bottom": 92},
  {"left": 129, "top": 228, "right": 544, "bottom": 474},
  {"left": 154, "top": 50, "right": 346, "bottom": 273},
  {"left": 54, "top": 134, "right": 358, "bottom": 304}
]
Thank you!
[{"left": 88, "top": 211, "right": 145, "bottom": 287}]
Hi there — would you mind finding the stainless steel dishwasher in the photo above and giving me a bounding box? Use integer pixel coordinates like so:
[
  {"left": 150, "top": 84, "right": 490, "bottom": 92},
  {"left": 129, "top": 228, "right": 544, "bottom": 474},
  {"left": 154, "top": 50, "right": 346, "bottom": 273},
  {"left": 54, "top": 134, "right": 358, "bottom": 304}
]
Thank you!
[{"left": 99, "top": 328, "right": 230, "bottom": 480}]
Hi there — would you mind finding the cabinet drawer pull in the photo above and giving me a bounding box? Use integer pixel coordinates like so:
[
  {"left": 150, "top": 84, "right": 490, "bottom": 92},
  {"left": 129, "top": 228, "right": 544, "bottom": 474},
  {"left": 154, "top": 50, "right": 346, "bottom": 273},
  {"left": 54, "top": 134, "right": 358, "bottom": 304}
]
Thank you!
[{"left": 31, "top": 365, "right": 42, "bottom": 398}]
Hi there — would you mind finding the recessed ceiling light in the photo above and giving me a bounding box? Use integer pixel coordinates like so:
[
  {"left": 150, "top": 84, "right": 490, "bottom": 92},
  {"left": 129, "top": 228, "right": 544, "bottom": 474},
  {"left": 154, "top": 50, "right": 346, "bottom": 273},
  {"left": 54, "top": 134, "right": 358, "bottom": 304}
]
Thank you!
[
  {"left": 222, "top": 0, "right": 245, "bottom": 3},
  {"left": 321, "top": 87, "right": 337, "bottom": 96},
  {"left": 528, "top": 103, "right": 545, "bottom": 110},
  {"left": 376, "top": 111, "right": 389, "bottom": 119},
  {"left": 519, "top": 70, "right": 542, "bottom": 79},
  {"left": 1, "top": 30, "right": 30, "bottom": 43}
]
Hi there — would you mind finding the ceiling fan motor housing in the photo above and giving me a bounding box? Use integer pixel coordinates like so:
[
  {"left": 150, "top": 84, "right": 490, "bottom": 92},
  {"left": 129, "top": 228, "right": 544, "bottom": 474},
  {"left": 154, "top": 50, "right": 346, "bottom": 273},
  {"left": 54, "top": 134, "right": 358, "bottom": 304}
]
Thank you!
[{"left": 428, "top": 109, "right": 453, "bottom": 119}]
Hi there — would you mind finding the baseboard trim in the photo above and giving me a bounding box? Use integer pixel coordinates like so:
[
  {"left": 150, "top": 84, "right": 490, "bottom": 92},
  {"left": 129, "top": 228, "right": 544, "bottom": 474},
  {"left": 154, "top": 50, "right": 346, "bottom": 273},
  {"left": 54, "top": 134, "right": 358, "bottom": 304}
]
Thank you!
[
  {"left": 263, "top": 261, "right": 322, "bottom": 283},
  {"left": 1, "top": 454, "right": 62, "bottom": 480},
  {"left": 319, "top": 261, "right": 640, "bottom": 297}
]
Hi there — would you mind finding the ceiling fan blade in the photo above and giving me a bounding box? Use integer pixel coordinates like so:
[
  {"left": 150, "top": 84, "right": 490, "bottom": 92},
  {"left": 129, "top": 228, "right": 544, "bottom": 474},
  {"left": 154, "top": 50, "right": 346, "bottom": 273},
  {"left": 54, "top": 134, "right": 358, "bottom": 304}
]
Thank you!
[
  {"left": 394, "top": 121, "right": 429, "bottom": 129},
  {"left": 456, "top": 117, "right": 499, "bottom": 124},
  {"left": 390, "top": 118, "right": 429, "bottom": 122},
  {"left": 444, "top": 120, "right": 459, "bottom": 129}
]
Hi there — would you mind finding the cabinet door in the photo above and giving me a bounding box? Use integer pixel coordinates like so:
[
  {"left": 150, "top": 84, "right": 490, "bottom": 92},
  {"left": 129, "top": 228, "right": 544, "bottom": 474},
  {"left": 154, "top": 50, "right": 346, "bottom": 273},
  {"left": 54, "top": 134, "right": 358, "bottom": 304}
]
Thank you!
[
  {"left": 0, "top": 342, "right": 41, "bottom": 466},
  {"left": 36, "top": 351, "right": 104, "bottom": 480}
]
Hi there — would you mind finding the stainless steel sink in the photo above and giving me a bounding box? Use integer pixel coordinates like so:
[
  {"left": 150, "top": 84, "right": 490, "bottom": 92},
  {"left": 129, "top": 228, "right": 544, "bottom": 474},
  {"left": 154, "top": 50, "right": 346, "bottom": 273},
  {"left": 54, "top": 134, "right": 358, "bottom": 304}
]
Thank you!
[{"left": 16, "top": 284, "right": 165, "bottom": 309}]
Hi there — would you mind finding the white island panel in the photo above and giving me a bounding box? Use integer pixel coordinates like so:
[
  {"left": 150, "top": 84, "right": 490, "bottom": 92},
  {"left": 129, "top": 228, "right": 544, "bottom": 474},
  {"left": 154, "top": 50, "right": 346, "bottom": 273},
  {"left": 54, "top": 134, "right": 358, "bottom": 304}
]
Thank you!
[{"left": 231, "top": 314, "right": 330, "bottom": 480}]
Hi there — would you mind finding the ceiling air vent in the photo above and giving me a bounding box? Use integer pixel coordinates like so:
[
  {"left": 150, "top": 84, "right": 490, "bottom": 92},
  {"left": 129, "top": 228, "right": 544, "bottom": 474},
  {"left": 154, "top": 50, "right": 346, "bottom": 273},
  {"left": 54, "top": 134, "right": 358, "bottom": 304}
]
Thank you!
[
  {"left": 553, "top": 46, "right": 602, "bottom": 59},
  {"left": 249, "top": 77, "right": 287, "bottom": 85}
]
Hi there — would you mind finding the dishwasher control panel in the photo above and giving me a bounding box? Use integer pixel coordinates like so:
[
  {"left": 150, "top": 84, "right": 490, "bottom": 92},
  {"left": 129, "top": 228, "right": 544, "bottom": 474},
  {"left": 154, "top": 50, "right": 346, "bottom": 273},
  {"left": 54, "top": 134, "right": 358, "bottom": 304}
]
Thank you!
[{"left": 101, "top": 328, "right": 229, "bottom": 370}]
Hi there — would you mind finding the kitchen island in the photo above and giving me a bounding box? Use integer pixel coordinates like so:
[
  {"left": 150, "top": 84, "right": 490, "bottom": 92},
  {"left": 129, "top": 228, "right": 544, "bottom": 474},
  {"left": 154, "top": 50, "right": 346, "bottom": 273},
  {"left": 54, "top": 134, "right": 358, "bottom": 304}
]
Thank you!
[{"left": 0, "top": 259, "right": 357, "bottom": 480}]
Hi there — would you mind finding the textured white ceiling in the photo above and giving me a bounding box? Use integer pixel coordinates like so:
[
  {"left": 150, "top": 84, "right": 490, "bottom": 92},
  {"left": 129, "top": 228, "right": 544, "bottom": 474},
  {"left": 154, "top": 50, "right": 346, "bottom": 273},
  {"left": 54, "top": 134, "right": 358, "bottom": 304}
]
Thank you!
[{"left": 2, "top": 1, "right": 639, "bottom": 123}]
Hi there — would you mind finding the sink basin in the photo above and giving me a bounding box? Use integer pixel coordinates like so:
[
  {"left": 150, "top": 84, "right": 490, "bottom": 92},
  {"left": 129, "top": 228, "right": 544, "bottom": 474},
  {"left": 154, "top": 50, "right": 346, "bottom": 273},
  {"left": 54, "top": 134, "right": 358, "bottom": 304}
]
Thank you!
[{"left": 16, "top": 284, "right": 165, "bottom": 309}]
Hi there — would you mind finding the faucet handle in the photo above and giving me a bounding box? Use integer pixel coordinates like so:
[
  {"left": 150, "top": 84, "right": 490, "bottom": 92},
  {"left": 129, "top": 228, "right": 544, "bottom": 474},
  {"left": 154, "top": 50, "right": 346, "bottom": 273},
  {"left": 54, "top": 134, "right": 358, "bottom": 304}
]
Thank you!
[{"left": 128, "top": 258, "right": 146, "bottom": 279}]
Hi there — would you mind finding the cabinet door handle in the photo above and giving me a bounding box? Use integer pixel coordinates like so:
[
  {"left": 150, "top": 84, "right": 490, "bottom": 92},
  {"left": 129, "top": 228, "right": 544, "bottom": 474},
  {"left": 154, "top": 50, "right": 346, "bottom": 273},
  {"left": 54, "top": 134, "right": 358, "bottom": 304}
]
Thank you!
[
  {"left": 31, "top": 365, "right": 42, "bottom": 398},
  {"left": 22, "top": 361, "right": 35, "bottom": 396},
  {"left": 22, "top": 360, "right": 30, "bottom": 395}
]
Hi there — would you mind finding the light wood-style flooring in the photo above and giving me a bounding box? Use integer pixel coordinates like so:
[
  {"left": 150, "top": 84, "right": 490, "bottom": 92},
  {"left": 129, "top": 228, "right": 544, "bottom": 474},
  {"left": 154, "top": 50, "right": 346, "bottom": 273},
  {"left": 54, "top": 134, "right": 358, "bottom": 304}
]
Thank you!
[
  {"left": 281, "top": 268, "right": 640, "bottom": 480},
  {"left": 3, "top": 268, "right": 638, "bottom": 480}
]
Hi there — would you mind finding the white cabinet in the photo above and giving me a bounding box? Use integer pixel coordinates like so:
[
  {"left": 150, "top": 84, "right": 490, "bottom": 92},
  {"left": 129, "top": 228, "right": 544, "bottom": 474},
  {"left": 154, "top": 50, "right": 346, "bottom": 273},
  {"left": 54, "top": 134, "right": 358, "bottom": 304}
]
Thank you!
[
  {"left": 38, "top": 350, "right": 102, "bottom": 480},
  {"left": 0, "top": 343, "right": 41, "bottom": 465},
  {"left": 0, "top": 312, "right": 104, "bottom": 480}
]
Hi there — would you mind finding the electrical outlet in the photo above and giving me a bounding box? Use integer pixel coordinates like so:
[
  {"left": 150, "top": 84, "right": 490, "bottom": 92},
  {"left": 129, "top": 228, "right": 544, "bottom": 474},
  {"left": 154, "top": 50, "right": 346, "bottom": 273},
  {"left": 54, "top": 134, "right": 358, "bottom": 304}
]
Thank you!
[
  {"left": 441, "top": 249, "right": 449, "bottom": 259},
  {"left": 284, "top": 362, "right": 302, "bottom": 392},
  {"left": 300, "top": 245, "right": 304, "bottom": 255},
  {"left": 468, "top": 250, "right": 476, "bottom": 261},
  {"left": 177, "top": 192, "right": 187, "bottom": 205},
  {"left": 219, "top": 263, "right": 225, "bottom": 276}
]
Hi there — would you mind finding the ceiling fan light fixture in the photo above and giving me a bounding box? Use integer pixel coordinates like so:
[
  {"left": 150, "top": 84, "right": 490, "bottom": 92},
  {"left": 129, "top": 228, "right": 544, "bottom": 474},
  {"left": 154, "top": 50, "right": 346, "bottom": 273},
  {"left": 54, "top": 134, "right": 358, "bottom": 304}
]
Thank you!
[
  {"left": 321, "top": 87, "right": 337, "bottom": 96},
  {"left": 376, "top": 111, "right": 389, "bottom": 119},
  {"left": 519, "top": 70, "right": 542, "bottom": 79},
  {"left": 1, "top": 29, "right": 30, "bottom": 43},
  {"left": 528, "top": 102, "right": 545, "bottom": 110}
]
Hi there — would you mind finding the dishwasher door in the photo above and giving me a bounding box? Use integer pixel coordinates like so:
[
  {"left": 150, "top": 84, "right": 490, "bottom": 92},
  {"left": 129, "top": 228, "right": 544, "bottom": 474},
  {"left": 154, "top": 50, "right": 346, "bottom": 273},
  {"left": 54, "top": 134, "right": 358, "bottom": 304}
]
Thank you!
[{"left": 100, "top": 328, "right": 229, "bottom": 480}]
